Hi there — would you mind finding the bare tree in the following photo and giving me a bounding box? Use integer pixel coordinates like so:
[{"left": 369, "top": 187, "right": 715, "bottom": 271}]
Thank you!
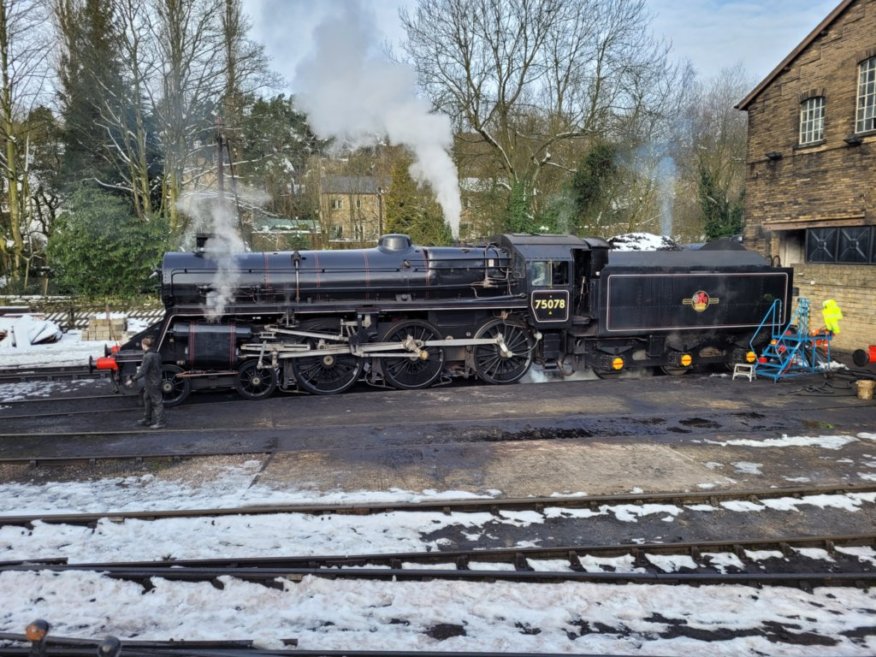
[
  {"left": 53, "top": 0, "right": 160, "bottom": 219},
  {"left": 401, "top": 0, "right": 679, "bottom": 229},
  {"left": 108, "top": 0, "right": 159, "bottom": 219},
  {"left": 670, "top": 65, "right": 751, "bottom": 240},
  {"left": 147, "top": 0, "right": 227, "bottom": 232},
  {"left": 0, "top": 0, "right": 51, "bottom": 283},
  {"left": 52, "top": 0, "right": 271, "bottom": 228}
]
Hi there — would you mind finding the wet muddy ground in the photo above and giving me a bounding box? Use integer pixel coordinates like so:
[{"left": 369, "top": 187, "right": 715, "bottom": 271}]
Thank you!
[{"left": 1, "top": 364, "right": 874, "bottom": 501}]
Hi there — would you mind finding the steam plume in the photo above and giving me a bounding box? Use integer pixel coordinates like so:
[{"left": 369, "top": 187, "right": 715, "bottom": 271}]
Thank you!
[
  {"left": 178, "top": 192, "right": 246, "bottom": 321},
  {"left": 294, "top": 1, "right": 462, "bottom": 238}
]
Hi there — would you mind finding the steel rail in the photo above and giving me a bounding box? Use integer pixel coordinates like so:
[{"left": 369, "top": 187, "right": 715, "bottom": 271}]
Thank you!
[
  {"left": 0, "top": 393, "right": 124, "bottom": 406},
  {"left": 0, "top": 634, "right": 299, "bottom": 656},
  {"left": 6, "top": 532, "right": 872, "bottom": 572},
  {"left": 1, "top": 483, "right": 874, "bottom": 527},
  {"left": 4, "top": 564, "right": 874, "bottom": 588},
  {"left": 0, "top": 365, "right": 108, "bottom": 383},
  {"left": 0, "top": 638, "right": 598, "bottom": 657},
  {"left": 0, "top": 405, "right": 140, "bottom": 421}
]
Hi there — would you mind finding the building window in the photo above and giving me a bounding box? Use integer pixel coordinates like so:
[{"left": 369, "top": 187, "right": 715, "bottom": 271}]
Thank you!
[
  {"left": 799, "top": 96, "right": 825, "bottom": 144},
  {"left": 856, "top": 56, "right": 876, "bottom": 133},
  {"left": 330, "top": 198, "right": 342, "bottom": 210},
  {"left": 806, "top": 226, "right": 874, "bottom": 264}
]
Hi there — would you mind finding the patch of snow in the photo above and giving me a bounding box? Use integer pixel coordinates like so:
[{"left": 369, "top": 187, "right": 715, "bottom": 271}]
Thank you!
[
  {"left": 608, "top": 232, "right": 681, "bottom": 251},
  {"left": 706, "top": 434, "right": 859, "bottom": 450},
  {"left": 732, "top": 461, "right": 763, "bottom": 475}
]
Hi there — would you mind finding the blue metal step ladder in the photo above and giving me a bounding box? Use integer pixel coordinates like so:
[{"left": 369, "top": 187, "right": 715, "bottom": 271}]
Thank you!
[{"left": 751, "top": 297, "right": 832, "bottom": 381}]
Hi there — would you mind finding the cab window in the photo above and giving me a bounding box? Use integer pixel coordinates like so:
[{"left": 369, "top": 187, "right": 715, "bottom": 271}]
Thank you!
[
  {"left": 552, "top": 261, "right": 569, "bottom": 285},
  {"left": 529, "top": 261, "right": 549, "bottom": 286},
  {"left": 529, "top": 261, "right": 569, "bottom": 287}
]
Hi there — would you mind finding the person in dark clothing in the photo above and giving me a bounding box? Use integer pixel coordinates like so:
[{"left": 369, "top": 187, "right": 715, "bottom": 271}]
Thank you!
[{"left": 126, "top": 336, "right": 165, "bottom": 429}]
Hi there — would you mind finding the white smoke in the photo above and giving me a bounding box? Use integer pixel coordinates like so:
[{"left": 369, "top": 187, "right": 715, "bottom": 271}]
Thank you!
[
  {"left": 178, "top": 192, "right": 247, "bottom": 321},
  {"left": 294, "top": 1, "right": 462, "bottom": 238}
]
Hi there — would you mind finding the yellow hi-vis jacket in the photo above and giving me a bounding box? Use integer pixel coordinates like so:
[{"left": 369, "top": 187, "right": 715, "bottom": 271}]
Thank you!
[{"left": 822, "top": 299, "right": 843, "bottom": 334}]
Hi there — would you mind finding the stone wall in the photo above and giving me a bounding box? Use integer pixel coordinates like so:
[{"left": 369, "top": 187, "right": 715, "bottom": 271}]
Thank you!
[
  {"left": 793, "top": 264, "right": 875, "bottom": 351},
  {"left": 740, "top": 0, "right": 875, "bottom": 352}
]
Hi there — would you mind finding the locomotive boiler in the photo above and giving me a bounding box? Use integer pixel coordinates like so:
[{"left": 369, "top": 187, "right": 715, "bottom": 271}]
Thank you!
[{"left": 94, "top": 233, "right": 794, "bottom": 405}]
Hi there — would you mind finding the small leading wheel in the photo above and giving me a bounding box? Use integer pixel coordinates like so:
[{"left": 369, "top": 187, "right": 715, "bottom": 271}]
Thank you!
[
  {"left": 292, "top": 351, "right": 362, "bottom": 395},
  {"left": 380, "top": 320, "right": 445, "bottom": 389},
  {"left": 235, "top": 360, "right": 277, "bottom": 400},
  {"left": 161, "top": 364, "right": 191, "bottom": 406},
  {"left": 472, "top": 319, "right": 534, "bottom": 384}
]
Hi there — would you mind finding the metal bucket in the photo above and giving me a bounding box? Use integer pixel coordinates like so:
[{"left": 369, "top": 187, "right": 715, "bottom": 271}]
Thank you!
[{"left": 855, "top": 379, "right": 875, "bottom": 401}]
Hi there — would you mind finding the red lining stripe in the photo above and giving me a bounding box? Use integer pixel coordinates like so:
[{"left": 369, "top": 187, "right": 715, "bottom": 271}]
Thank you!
[
  {"left": 188, "top": 323, "right": 196, "bottom": 366},
  {"left": 315, "top": 253, "right": 321, "bottom": 288},
  {"left": 363, "top": 252, "right": 370, "bottom": 300},
  {"left": 229, "top": 324, "right": 236, "bottom": 366}
]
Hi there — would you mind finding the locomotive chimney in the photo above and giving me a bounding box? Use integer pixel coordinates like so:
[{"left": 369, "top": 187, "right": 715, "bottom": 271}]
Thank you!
[{"left": 195, "top": 233, "right": 211, "bottom": 255}]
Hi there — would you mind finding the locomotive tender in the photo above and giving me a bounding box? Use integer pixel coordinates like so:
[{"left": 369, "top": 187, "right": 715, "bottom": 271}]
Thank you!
[{"left": 95, "top": 233, "right": 793, "bottom": 405}]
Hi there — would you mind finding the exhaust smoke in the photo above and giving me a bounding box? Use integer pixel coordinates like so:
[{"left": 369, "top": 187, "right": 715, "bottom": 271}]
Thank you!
[
  {"left": 294, "top": 1, "right": 462, "bottom": 238},
  {"left": 179, "top": 192, "right": 244, "bottom": 321}
]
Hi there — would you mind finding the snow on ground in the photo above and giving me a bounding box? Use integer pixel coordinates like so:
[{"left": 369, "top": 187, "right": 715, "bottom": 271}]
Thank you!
[
  {"left": 0, "top": 315, "right": 113, "bottom": 368},
  {"left": 2, "top": 571, "right": 874, "bottom": 655},
  {"left": 1, "top": 328, "right": 876, "bottom": 654},
  {"left": 0, "top": 315, "right": 150, "bottom": 368},
  {"left": 0, "top": 315, "right": 62, "bottom": 347},
  {"left": 1, "top": 466, "right": 873, "bottom": 563}
]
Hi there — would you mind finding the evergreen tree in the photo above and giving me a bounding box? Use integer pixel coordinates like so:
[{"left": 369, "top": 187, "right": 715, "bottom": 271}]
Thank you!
[
  {"left": 47, "top": 185, "right": 170, "bottom": 298},
  {"left": 698, "top": 165, "right": 744, "bottom": 240},
  {"left": 237, "top": 94, "right": 323, "bottom": 219},
  {"left": 385, "top": 154, "right": 451, "bottom": 245},
  {"left": 571, "top": 141, "right": 618, "bottom": 235},
  {"left": 55, "top": 0, "right": 128, "bottom": 188},
  {"left": 507, "top": 180, "right": 533, "bottom": 233}
]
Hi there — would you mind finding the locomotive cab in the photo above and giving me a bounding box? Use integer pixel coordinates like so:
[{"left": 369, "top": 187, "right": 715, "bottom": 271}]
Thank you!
[
  {"left": 499, "top": 234, "right": 599, "bottom": 368},
  {"left": 499, "top": 233, "right": 603, "bottom": 329}
]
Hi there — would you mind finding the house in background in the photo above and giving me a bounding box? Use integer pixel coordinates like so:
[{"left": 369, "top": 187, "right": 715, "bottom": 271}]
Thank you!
[
  {"left": 319, "top": 175, "right": 388, "bottom": 245},
  {"left": 736, "top": 0, "right": 875, "bottom": 351}
]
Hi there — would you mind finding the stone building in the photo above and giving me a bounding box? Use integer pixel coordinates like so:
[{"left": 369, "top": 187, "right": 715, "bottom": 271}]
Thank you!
[
  {"left": 736, "top": 0, "right": 875, "bottom": 352},
  {"left": 320, "top": 175, "right": 388, "bottom": 245}
]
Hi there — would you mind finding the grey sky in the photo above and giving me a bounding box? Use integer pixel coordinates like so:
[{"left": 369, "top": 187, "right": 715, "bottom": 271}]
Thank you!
[{"left": 245, "top": 0, "right": 842, "bottom": 93}]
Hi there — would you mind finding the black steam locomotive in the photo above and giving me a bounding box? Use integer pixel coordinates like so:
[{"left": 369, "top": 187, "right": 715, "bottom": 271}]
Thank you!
[{"left": 95, "top": 233, "right": 793, "bottom": 405}]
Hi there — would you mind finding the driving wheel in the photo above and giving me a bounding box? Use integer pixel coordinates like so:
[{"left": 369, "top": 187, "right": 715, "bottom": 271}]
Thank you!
[
  {"left": 379, "top": 319, "right": 445, "bottom": 389},
  {"left": 472, "top": 319, "right": 534, "bottom": 384}
]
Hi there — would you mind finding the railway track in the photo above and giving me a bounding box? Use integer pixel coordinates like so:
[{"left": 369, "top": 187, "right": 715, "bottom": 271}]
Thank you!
[
  {"left": 0, "top": 365, "right": 108, "bottom": 384},
  {"left": 2, "top": 482, "right": 873, "bottom": 527},
  {"left": 3, "top": 533, "right": 874, "bottom": 588},
  {"left": 0, "top": 634, "right": 300, "bottom": 657},
  {"left": 0, "top": 632, "right": 581, "bottom": 657}
]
